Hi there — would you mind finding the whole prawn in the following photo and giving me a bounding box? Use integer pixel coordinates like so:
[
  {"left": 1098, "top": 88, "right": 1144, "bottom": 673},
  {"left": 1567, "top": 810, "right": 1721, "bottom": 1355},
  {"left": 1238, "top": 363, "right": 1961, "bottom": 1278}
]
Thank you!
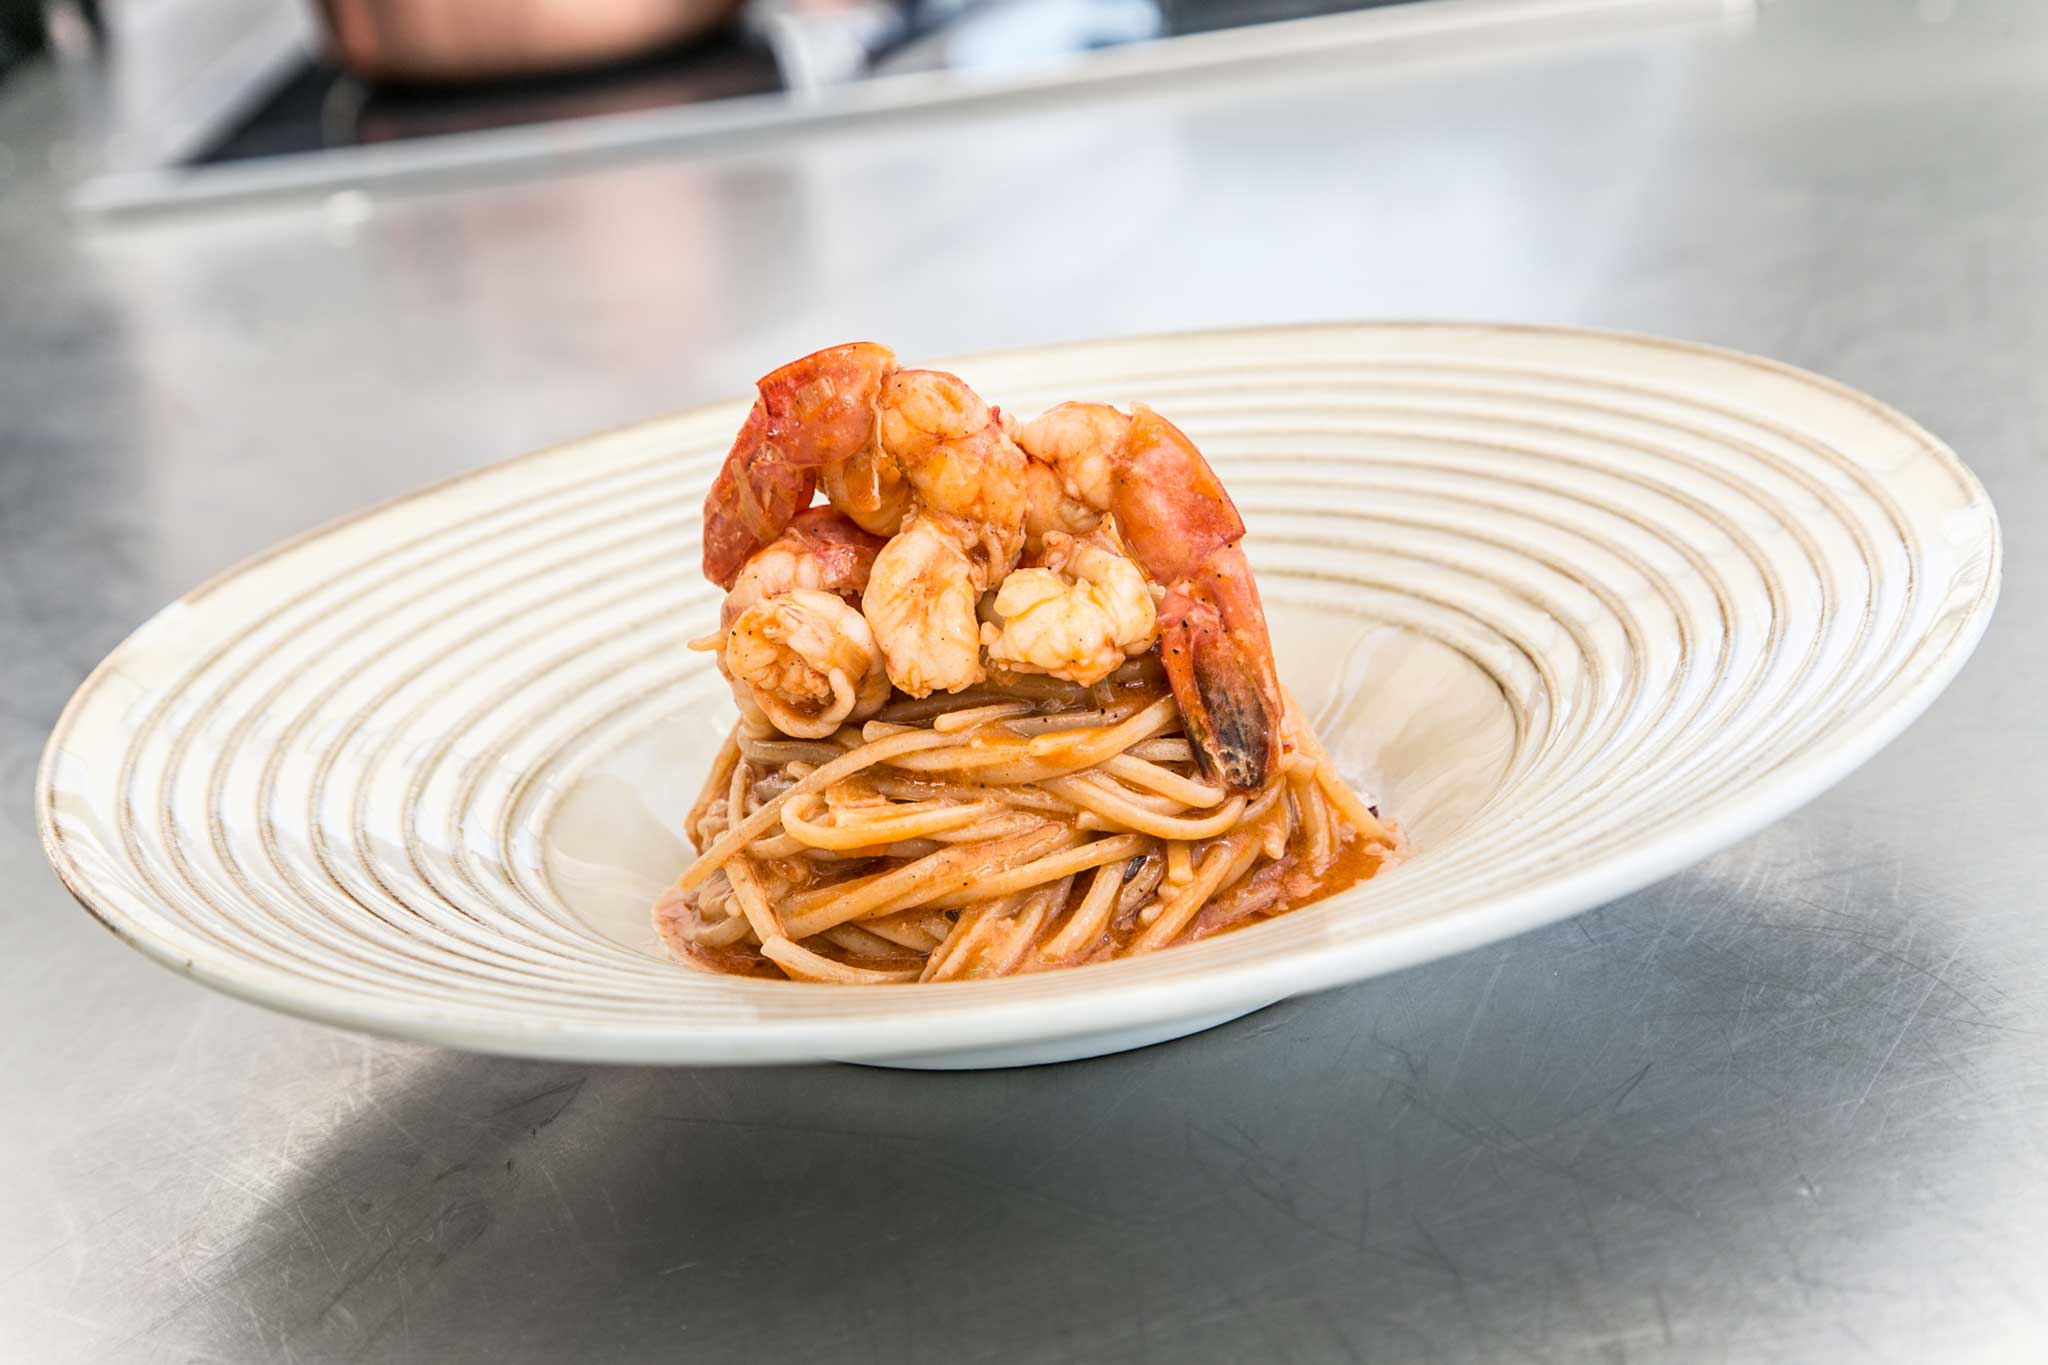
[{"left": 1017, "top": 402, "right": 1283, "bottom": 792}]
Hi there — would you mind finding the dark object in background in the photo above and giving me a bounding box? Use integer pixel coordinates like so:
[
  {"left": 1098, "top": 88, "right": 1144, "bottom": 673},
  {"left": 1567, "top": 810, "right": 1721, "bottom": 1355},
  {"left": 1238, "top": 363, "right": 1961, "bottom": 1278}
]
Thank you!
[
  {"left": 1158, "top": 0, "right": 1411, "bottom": 34},
  {"left": 190, "top": 0, "right": 1442, "bottom": 178},
  {"left": 202, "top": 32, "right": 780, "bottom": 163},
  {"left": 316, "top": 0, "right": 746, "bottom": 84},
  {"left": 0, "top": 0, "right": 46, "bottom": 79}
]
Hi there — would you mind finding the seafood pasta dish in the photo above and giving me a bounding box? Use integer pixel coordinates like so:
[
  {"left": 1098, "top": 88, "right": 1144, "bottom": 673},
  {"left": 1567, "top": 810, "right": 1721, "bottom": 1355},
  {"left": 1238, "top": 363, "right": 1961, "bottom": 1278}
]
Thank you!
[{"left": 654, "top": 343, "right": 1400, "bottom": 984}]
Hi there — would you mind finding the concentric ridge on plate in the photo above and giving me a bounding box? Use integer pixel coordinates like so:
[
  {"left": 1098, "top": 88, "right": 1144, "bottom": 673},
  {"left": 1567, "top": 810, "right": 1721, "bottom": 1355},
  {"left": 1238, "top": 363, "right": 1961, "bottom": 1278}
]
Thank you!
[{"left": 36, "top": 324, "right": 1999, "bottom": 1062}]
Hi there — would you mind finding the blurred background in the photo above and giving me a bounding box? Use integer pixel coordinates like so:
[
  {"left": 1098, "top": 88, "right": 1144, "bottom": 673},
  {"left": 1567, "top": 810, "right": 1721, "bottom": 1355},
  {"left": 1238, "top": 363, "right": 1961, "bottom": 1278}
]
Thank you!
[
  {"left": 7, "top": 1, "right": 2048, "bottom": 1361},
  {"left": 15, "top": 0, "right": 1737, "bottom": 213}
]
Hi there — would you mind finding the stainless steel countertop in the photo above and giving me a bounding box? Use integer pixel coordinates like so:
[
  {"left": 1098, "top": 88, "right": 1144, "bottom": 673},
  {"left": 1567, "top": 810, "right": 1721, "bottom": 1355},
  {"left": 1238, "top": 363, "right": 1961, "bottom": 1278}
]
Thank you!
[{"left": 3, "top": 0, "right": 2043, "bottom": 1358}]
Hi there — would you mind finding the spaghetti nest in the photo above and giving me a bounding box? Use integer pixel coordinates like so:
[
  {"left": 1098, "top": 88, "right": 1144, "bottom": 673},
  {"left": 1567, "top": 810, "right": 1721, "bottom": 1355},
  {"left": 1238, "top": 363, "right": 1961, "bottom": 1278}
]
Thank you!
[{"left": 655, "top": 662, "right": 1398, "bottom": 984}]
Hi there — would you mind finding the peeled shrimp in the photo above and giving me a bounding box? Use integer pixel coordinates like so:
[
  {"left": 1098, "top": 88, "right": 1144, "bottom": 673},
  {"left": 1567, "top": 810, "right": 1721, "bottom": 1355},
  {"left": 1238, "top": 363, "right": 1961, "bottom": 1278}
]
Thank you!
[
  {"left": 699, "top": 508, "right": 889, "bottom": 737},
  {"left": 821, "top": 441, "right": 911, "bottom": 539},
  {"left": 1016, "top": 401, "right": 1124, "bottom": 550},
  {"left": 862, "top": 513, "right": 987, "bottom": 696},
  {"left": 724, "top": 589, "right": 889, "bottom": 739},
  {"left": 877, "top": 369, "right": 1028, "bottom": 575},
  {"left": 982, "top": 519, "right": 1158, "bottom": 685},
  {"left": 721, "top": 506, "right": 885, "bottom": 626},
  {"left": 860, "top": 369, "right": 1030, "bottom": 696}
]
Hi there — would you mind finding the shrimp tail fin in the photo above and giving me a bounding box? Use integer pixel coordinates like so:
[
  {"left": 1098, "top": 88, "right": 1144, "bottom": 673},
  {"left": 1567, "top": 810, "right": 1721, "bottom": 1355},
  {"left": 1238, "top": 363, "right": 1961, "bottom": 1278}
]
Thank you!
[
  {"left": 1160, "top": 548, "right": 1283, "bottom": 792},
  {"left": 1111, "top": 406, "right": 1283, "bottom": 791}
]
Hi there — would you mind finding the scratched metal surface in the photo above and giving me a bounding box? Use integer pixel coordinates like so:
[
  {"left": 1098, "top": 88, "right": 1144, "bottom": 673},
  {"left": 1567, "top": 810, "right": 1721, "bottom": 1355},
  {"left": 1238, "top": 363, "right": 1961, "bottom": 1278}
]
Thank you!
[{"left": 2, "top": 0, "right": 2044, "bottom": 1359}]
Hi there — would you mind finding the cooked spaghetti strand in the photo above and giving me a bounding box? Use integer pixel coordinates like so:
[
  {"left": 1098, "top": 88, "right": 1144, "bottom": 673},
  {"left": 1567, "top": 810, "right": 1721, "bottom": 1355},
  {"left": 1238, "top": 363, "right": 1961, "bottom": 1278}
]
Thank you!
[
  {"left": 1042, "top": 861, "right": 1125, "bottom": 962},
  {"left": 678, "top": 727, "right": 960, "bottom": 891},
  {"left": 762, "top": 935, "right": 923, "bottom": 984}
]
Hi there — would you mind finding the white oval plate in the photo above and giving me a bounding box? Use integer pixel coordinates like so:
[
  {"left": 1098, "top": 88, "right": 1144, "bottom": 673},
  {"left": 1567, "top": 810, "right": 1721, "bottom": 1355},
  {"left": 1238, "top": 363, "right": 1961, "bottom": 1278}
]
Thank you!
[{"left": 37, "top": 325, "right": 1999, "bottom": 1067}]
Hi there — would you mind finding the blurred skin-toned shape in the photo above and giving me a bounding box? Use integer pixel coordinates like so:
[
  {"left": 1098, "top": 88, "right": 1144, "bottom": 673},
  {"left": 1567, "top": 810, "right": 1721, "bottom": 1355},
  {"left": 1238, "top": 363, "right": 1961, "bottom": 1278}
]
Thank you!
[{"left": 319, "top": 0, "right": 745, "bottom": 83}]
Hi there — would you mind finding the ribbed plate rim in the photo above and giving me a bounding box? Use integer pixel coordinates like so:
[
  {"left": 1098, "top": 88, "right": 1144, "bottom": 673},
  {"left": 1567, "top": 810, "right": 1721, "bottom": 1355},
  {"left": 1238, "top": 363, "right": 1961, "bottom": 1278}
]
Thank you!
[{"left": 35, "top": 321, "right": 2003, "bottom": 1064}]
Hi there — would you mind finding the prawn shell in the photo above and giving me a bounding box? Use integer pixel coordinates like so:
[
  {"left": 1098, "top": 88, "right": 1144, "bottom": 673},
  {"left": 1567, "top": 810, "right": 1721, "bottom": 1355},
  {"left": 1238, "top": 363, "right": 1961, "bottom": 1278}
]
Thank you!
[
  {"left": 1160, "top": 554, "right": 1283, "bottom": 793},
  {"left": 758, "top": 342, "right": 896, "bottom": 470},
  {"left": 700, "top": 343, "right": 896, "bottom": 589},
  {"left": 1109, "top": 404, "right": 1245, "bottom": 587},
  {"left": 702, "top": 401, "right": 817, "bottom": 589}
]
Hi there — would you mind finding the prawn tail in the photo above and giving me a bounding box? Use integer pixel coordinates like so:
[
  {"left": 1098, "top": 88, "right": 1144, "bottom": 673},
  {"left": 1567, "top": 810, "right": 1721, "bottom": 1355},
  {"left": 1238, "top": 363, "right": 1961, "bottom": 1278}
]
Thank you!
[{"left": 1159, "top": 553, "right": 1283, "bottom": 793}]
